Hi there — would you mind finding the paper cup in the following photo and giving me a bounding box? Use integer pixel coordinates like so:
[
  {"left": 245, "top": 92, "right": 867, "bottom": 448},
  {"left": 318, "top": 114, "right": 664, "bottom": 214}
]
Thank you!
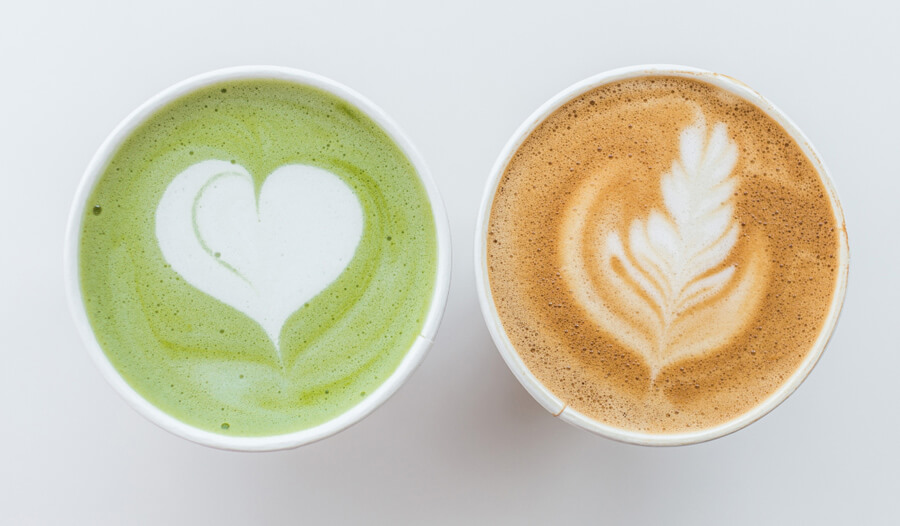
[
  {"left": 474, "top": 64, "right": 849, "bottom": 446},
  {"left": 65, "top": 66, "right": 451, "bottom": 451}
]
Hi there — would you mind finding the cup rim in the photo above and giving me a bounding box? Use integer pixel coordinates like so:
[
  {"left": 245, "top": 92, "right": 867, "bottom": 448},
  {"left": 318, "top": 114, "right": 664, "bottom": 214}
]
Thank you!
[
  {"left": 64, "top": 65, "right": 452, "bottom": 451},
  {"left": 473, "top": 64, "right": 849, "bottom": 446}
]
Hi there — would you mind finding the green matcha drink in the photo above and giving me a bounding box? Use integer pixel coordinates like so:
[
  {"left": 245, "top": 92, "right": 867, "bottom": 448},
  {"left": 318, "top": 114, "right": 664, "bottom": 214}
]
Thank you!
[{"left": 75, "top": 75, "right": 438, "bottom": 439}]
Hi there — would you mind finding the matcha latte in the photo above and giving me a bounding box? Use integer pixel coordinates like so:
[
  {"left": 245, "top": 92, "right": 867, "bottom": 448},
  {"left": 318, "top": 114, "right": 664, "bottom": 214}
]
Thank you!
[{"left": 68, "top": 69, "right": 446, "bottom": 447}]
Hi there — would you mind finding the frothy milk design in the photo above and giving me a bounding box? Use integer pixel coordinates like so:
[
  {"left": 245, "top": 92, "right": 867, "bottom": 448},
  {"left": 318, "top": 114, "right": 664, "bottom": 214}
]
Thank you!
[
  {"left": 561, "top": 115, "right": 766, "bottom": 376},
  {"left": 78, "top": 79, "right": 438, "bottom": 436},
  {"left": 487, "top": 75, "right": 842, "bottom": 434},
  {"left": 156, "top": 160, "right": 363, "bottom": 352}
]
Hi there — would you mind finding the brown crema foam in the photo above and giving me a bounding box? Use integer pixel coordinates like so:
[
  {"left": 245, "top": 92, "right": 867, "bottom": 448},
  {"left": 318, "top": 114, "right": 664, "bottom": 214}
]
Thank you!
[{"left": 486, "top": 76, "right": 841, "bottom": 434}]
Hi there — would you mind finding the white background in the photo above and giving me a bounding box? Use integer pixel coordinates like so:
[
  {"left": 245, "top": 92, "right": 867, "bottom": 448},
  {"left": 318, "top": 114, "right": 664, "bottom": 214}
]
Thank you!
[{"left": 2, "top": 0, "right": 898, "bottom": 524}]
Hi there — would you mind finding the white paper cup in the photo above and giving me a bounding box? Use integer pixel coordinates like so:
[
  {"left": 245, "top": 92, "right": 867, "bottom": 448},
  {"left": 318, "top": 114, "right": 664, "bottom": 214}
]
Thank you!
[
  {"left": 65, "top": 66, "right": 451, "bottom": 451},
  {"left": 474, "top": 64, "right": 849, "bottom": 446}
]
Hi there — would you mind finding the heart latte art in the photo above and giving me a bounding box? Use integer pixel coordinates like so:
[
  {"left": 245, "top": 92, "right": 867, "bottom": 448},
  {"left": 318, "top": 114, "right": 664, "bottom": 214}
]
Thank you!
[
  {"left": 156, "top": 160, "right": 363, "bottom": 352},
  {"left": 78, "top": 79, "right": 438, "bottom": 437},
  {"left": 486, "top": 76, "right": 843, "bottom": 434}
]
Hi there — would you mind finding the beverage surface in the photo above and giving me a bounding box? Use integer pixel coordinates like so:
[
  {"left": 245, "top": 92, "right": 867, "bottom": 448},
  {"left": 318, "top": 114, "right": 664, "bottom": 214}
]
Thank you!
[
  {"left": 487, "top": 76, "right": 841, "bottom": 434},
  {"left": 79, "top": 79, "right": 437, "bottom": 436}
]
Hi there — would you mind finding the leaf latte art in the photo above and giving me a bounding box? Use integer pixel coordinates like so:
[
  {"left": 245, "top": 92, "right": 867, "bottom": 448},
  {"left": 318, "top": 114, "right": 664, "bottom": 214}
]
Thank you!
[
  {"left": 561, "top": 115, "right": 766, "bottom": 376},
  {"left": 486, "top": 75, "right": 843, "bottom": 433}
]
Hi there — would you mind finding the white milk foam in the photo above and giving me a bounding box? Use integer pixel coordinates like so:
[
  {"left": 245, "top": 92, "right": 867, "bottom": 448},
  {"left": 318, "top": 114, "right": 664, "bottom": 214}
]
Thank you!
[
  {"left": 156, "top": 160, "right": 363, "bottom": 353},
  {"left": 561, "top": 115, "right": 767, "bottom": 376}
]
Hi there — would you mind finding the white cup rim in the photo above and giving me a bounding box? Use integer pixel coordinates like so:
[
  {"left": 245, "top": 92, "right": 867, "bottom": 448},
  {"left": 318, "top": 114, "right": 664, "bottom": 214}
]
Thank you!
[
  {"left": 473, "top": 64, "right": 849, "bottom": 446},
  {"left": 64, "top": 65, "right": 452, "bottom": 451}
]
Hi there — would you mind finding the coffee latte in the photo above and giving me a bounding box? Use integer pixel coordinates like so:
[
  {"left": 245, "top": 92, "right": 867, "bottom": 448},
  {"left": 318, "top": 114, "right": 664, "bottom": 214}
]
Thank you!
[
  {"left": 485, "top": 75, "right": 845, "bottom": 435},
  {"left": 77, "top": 78, "right": 438, "bottom": 438}
]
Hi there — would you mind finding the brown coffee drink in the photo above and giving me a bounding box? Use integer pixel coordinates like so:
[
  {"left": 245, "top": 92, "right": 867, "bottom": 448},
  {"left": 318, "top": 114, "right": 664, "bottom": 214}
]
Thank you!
[{"left": 485, "top": 75, "right": 844, "bottom": 434}]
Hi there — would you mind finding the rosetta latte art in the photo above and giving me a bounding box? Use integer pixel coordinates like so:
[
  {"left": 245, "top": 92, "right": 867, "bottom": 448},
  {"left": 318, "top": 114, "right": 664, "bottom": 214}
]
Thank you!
[
  {"left": 488, "top": 75, "right": 842, "bottom": 433},
  {"left": 561, "top": 115, "right": 767, "bottom": 376}
]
